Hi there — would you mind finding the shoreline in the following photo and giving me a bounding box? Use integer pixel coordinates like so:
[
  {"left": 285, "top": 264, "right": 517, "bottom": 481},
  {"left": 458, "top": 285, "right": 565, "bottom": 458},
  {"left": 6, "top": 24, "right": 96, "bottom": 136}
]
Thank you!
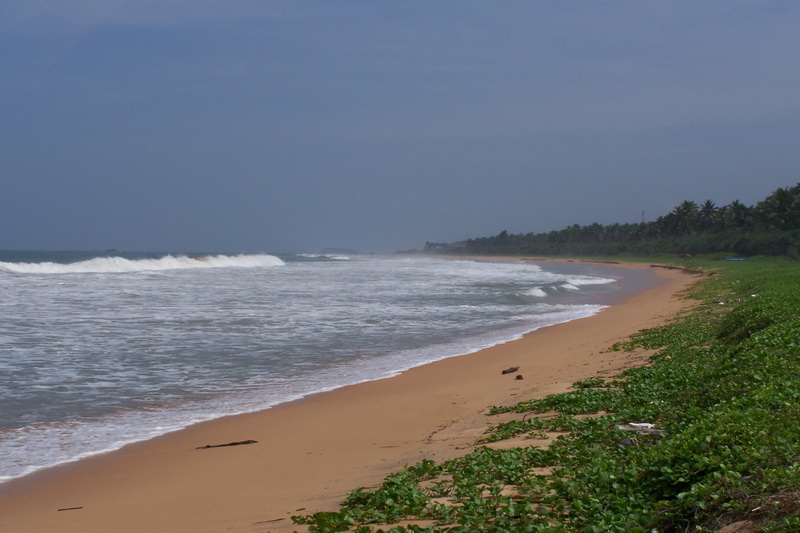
[
  {"left": 0, "top": 261, "right": 700, "bottom": 533},
  {"left": 0, "top": 256, "right": 634, "bottom": 485},
  {"left": 0, "top": 257, "right": 627, "bottom": 485}
]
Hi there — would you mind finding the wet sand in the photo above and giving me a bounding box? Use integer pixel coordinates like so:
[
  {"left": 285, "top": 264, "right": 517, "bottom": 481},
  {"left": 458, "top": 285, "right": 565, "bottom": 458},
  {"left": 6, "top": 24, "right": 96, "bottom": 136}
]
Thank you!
[{"left": 0, "top": 261, "right": 699, "bottom": 532}]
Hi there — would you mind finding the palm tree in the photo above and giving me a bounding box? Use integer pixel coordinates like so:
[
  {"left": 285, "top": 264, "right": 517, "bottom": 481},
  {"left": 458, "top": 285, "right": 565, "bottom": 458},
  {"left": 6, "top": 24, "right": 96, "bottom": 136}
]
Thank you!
[
  {"left": 755, "top": 185, "right": 800, "bottom": 230},
  {"left": 665, "top": 200, "right": 700, "bottom": 237},
  {"left": 727, "top": 200, "right": 750, "bottom": 228},
  {"left": 699, "top": 200, "right": 717, "bottom": 232}
]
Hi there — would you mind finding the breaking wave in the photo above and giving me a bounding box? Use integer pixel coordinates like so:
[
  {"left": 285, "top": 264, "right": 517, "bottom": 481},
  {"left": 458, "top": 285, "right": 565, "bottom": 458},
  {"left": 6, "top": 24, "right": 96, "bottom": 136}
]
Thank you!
[
  {"left": 295, "top": 253, "right": 352, "bottom": 261},
  {"left": 519, "top": 275, "right": 616, "bottom": 299},
  {"left": 0, "top": 254, "right": 285, "bottom": 274},
  {"left": 522, "top": 287, "right": 549, "bottom": 298}
]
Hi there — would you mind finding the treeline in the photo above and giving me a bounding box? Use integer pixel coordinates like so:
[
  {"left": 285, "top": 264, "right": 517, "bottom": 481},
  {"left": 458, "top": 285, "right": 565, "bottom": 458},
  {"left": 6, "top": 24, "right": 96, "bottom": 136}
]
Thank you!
[{"left": 429, "top": 183, "right": 800, "bottom": 258}]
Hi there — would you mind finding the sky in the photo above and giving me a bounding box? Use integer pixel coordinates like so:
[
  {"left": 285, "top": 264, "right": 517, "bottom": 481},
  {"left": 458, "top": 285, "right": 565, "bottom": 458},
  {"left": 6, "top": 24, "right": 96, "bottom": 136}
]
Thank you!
[{"left": 2, "top": 1, "right": 799, "bottom": 254}]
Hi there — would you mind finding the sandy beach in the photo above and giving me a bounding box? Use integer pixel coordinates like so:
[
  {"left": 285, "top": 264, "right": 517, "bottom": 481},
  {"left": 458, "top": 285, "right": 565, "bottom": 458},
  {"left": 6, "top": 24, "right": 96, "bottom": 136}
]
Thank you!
[{"left": 0, "top": 261, "right": 699, "bottom": 533}]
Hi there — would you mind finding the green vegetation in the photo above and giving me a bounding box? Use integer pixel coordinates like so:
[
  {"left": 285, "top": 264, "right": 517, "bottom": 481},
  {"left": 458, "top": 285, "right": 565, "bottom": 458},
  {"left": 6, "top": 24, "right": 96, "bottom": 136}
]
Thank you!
[
  {"left": 423, "top": 184, "right": 800, "bottom": 258},
  {"left": 293, "top": 256, "right": 800, "bottom": 531}
]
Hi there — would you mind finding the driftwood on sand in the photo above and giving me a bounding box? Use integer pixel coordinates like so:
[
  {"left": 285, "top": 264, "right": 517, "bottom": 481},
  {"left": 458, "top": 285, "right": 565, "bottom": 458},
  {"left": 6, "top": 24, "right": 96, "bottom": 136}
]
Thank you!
[{"left": 196, "top": 440, "right": 258, "bottom": 450}]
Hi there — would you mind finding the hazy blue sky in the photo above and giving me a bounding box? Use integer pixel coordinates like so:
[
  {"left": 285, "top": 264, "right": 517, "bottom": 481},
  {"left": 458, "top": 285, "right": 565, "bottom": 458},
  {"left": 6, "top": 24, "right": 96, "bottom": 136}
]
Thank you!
[{"left": 2, "top": 1, "right": 799, "bottom": 253}]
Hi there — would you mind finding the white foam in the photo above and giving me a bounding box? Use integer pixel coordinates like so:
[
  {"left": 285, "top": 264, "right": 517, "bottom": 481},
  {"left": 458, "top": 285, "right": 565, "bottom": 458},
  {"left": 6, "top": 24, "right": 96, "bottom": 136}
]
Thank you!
[
  {"left": 522, "top": 287, "right": 548, "bottom": 298},
  {"left": 564, "top": 276, "right": 616, "bottom": 286},
  {"left": 0, "top": 254, "right": 284, "bottom": 274},
  {"left": 0, "top": 301, "right": 607, "bottom": 484},
  {"left": 297, "top": 254, "right": 351, "bottom": 261}
]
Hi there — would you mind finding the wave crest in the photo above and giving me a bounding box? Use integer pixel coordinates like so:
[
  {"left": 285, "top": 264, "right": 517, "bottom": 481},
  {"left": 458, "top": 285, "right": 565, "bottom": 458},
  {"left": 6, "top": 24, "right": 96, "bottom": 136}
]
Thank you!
[{"left": 0, "top": 254, "right": 285, "bottom": 274}]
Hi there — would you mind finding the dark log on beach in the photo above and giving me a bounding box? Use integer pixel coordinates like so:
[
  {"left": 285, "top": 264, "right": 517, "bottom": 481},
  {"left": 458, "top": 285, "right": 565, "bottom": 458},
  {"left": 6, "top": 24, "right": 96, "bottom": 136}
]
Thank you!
[
  {"left": 196, "top": 439, "right": 258, "bottom": 449},
  {"left": 650, "top": 264, "right": 684, "bottom": 271},
  {"left": 501, "top": 366, "right": 520, "bottom": 375}
]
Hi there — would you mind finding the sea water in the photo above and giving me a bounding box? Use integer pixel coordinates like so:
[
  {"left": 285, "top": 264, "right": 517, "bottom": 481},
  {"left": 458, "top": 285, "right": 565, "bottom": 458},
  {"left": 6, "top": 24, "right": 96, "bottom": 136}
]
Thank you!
[{"left": 0, "top": 251, "right": 651, "bottom": 482}]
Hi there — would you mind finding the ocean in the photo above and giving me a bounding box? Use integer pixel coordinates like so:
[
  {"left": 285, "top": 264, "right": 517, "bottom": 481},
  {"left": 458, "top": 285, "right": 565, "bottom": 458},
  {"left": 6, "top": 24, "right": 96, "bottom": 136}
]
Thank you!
[{"left": 0, "top": 251, "right": 654, "bottom": 483}]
